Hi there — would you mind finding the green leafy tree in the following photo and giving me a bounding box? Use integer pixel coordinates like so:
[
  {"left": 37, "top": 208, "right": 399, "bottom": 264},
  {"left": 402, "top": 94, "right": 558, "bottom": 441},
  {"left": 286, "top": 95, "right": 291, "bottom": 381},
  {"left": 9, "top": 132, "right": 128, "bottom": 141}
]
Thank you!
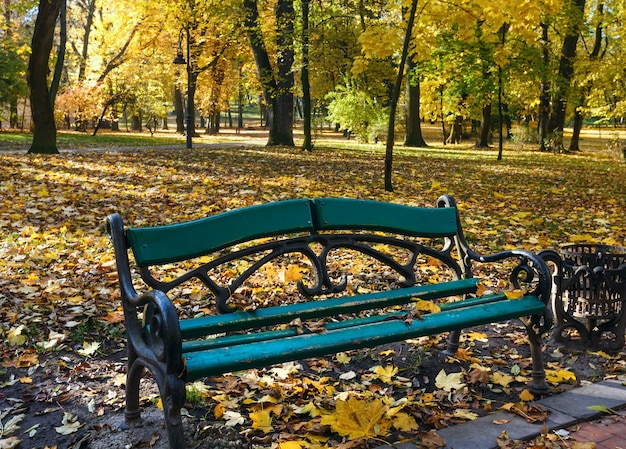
[
  {"left": 326, "top": 81, "right": 387, "bottom": 142},
  {"left": 0, "top": 31, "right": 29, "bottom": 127}
]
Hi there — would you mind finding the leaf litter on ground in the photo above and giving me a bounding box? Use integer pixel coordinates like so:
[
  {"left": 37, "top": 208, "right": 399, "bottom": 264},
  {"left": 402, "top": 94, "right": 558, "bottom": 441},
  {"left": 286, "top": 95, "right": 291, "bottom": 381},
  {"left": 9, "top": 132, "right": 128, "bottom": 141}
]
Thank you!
[{"left": 0, "top": 142, "right": 625, "bottom": 448}]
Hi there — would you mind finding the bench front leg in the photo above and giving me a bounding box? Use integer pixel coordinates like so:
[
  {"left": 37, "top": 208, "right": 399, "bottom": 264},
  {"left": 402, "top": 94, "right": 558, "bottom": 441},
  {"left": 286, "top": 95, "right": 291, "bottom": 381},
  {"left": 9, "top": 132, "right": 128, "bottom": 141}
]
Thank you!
[{"left": 122, "top": 289, "right": 187, "bottom": 448}]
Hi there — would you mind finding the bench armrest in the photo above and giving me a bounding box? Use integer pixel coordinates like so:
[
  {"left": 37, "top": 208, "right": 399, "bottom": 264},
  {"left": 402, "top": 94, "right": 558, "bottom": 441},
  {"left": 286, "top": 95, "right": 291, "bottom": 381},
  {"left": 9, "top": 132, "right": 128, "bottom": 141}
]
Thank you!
[
  {"left": 129, "top": 289, "right": 184, "bottom": 378},
  {"left": 106, "top": 213, "right": 184, "bottom": 378},
  {"left": 437, "top": 195, "right": 553, "bottom": 331}
]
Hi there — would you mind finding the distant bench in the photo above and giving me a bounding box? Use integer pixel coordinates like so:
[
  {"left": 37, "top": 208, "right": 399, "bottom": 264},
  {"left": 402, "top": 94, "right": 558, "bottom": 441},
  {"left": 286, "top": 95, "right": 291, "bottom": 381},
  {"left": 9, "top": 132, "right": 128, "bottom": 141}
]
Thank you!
[{"left": 106, "top": 195, "right": 553, "bottom": 448}]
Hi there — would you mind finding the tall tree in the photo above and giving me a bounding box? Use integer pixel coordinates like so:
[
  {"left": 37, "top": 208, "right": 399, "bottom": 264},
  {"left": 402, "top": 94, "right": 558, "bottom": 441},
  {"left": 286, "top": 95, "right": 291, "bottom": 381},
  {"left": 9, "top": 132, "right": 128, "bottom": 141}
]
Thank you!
[
  {"left": 538, "top": 22, "right": 551, "bottom": 151},
  {"left": 547, "top": 0, "right": 586, "bottom": 150},
  {"left": 384, "top": 0, "right": 418, "bottom": 192},
  {"left": 28, "top": 0, "right": 63, "bottom": 154},
  {"left": 404, "top": 56, "right": 427, "bottom": 147},
  {"left": 568, "top": 1, "right": 605, "bottom": 152},
  {"left": 78, "top": 0, "right": 95, "bottom": 81},
  {"left": 301, "top": 0, "right": 312, "bottom": 151},
  {"left": 1, "top": 1, "right": 29, "bottom": 128},
  {"left": 244, "top": 0, "right": 295, "bottom": 146}
]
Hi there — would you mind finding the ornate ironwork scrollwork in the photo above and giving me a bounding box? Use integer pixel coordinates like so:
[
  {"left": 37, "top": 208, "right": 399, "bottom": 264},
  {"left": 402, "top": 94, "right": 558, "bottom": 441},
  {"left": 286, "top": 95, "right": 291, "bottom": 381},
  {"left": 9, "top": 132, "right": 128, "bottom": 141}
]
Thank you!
[{"left": 138, "top": 232, "right": 464, "bottom": 314}]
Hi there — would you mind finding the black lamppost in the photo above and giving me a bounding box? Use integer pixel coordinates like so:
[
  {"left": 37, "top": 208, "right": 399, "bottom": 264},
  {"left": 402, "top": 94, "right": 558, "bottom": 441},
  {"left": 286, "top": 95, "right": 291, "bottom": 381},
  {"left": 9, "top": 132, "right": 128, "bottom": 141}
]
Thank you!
[{"left": 173, "top": 27, "right": 193, "bottom": 149}]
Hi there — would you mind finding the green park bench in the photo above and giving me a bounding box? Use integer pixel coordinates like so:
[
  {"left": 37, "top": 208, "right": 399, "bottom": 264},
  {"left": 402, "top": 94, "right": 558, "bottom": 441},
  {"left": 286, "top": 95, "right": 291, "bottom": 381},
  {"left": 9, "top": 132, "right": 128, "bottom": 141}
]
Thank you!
[{"left": 106, "top": 195, "right": 553, "bottom": 448}]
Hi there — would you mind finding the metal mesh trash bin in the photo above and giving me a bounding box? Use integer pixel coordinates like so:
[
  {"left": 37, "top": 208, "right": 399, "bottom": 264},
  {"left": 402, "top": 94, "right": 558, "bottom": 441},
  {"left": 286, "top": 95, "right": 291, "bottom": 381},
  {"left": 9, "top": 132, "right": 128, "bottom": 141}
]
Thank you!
[{"left": 550, "top": 244, "right": 626, "bottom": 350}]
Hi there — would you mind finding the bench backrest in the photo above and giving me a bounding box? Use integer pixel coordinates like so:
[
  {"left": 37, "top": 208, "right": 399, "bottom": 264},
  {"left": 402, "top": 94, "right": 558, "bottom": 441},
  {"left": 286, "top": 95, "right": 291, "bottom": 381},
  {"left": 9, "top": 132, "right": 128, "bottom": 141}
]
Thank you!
[
  {"left": 312, "top": 198, "right": 457, "bottom": 237},
  {"left": 126, "top": 198, "right": 459, "bottom": 267},
  {"left": 126, "top": 199, "right": 315, "bottom": 266}
]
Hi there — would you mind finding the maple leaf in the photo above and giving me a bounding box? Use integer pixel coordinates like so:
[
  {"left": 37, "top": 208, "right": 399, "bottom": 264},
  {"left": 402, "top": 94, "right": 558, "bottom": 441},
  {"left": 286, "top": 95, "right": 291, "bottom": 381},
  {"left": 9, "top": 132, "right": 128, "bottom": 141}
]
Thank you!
[
  {"left": 320, "top": 396, "right": 392, "bottom": 439},
  {"left": 250, "top": 410, "right": 273, "bottom": 433},
  {"left": 468, "top": 366, "right": 491, "bottom": 384},
  {"left": 518, "top": 389, "right": 535, "bottom": 402},
  {"left": 293, "top": 401, "right": 321, "bottom": 417},
  {"left": 336, "top": 352, "right": 352, "bottom": 364},
  {"left": 77, "top": 341, "right": 101, "bottom": 357},
  {"left": 504, "top": 289, "right": 524, "bottom": 299},
  {"left": 15, "top": 351, "right": 39, "bottom": 368},
  {"left": 223, "top": 411, "right": 245, "bottom": 427},
  {"left": 434, "top": 369, "right": 465, "bottom": 392},
  {"left": 7, "top": 326, "right": 26, "bottom": 346},
  {"left": 371, "top": 365, "right": 398, "bottom": 384},
  {"left": 55, "top": 412, "right": 81, "bottom": 435},
  {"left": 392, "top": 412, "right": 419, "bottom": 431},
  {"left": 462, "top": 331, "right": 488, "bottom": 342},
  {"left": 500, "top": 403, "right": 549, "bottom": 424},
  {"left": 417, "top": 430, "right": 446, "bottom": 449},
  {"left": 279, "top": 266, "right": 302, "bottom": 282},
  {"left": 278, "top": 441, "right": 307, "bottom": 449},
  {"left": 490, "top": 371, "right": 514, "bottom": 388},
  {"left": 545, "top": 369, "right": 576, "bottom": 384}
]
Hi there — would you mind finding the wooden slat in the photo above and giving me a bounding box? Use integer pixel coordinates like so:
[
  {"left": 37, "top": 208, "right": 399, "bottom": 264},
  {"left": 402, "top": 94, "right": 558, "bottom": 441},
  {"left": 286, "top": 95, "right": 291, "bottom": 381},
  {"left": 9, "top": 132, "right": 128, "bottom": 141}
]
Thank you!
[
  {"left": 184, "top": 296, "right": 545, "bottom": 380},
  {"left": 179, "top": 278, "right": 481, "bottom": 339},
  {"left": 181, "top": 291, "right": 512, "bottom": 353},
  {"left": 311, "top": 198, "right": 458, "bottom": 237},
  {"left": 126, "top": 199, "right": 314, "bottom": 266}
]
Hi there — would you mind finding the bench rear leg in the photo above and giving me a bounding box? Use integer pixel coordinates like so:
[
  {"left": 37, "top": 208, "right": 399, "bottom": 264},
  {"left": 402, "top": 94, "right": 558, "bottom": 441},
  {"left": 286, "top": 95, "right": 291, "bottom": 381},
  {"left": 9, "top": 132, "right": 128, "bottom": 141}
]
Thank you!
[
  {"left": 444, "top": 330, "right": 461, "bottom": 356},
  {"left": 446, "top": 325, "right": 550, "bottom": 395}
]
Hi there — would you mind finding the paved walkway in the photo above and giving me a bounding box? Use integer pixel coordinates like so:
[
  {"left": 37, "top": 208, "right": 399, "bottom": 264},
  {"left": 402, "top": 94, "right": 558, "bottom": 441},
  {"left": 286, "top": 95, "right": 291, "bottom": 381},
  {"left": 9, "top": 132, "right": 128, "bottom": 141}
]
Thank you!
[{"left": 380, "top": 379, "right": 626, "bottom": 448}]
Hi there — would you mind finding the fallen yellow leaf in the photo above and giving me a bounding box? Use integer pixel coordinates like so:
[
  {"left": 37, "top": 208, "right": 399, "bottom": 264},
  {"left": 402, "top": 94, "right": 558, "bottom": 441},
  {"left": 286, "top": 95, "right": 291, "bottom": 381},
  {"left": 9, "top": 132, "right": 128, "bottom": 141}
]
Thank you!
[
  {"left": 504, "top": 289, "right": 524, "bottom": 299},
  {"left": 371, "top": 365, "right": 398, "bottom": 384},
  {"left": 435, "top": 369, "right": 466, "bottom": 392},
  {"left": 320, "top": 396, "right": 392, "bottom": 439},
  {"left": 250, "top": 410, "right": 273, "bottom": 433}
]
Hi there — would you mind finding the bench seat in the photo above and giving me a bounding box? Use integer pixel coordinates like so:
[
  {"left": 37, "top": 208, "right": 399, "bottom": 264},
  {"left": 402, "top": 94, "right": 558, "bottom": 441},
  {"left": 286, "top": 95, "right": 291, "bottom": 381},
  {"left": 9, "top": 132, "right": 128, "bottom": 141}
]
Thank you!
[{"left": 184, "top": 293, "right": 545, "bottom": 380}]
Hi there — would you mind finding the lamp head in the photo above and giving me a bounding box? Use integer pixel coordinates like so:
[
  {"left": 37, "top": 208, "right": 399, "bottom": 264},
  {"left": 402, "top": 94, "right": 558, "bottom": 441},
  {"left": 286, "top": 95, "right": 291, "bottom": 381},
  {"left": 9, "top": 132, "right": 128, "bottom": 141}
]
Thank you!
[{"left": 173, "top": 52, "right": 186, "bottom": 65}]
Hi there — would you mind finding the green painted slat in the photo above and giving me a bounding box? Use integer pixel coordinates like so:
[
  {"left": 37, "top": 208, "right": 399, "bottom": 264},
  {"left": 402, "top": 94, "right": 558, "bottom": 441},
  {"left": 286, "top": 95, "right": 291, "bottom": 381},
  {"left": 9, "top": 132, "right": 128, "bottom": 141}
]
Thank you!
[
  {"left": 179, "top": 278, "right": 480, "bottom": 339},
  {"left": 184, "top": 296, "right": 545, "bottom": 380},
  {"left": 182, "top": 313, "right": 403, "bottom": 353},
  {"left": 126, "top": 199, "right": 314, "bottom": 266},
  {"left": 311, "top": 198, "right": 458, "bottom": 237},
  {"left": 181, "top": 291, "right": 510, "bottom": 353},
  {"left": 438, "top": 292, "right": 509, "bottom": 310}
]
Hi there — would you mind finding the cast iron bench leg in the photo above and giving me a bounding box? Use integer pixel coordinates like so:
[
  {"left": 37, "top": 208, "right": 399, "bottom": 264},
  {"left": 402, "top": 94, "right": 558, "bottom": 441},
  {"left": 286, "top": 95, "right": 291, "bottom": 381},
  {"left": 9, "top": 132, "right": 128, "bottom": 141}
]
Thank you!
[
  {"left": 125, "top": 348, "right": 187, "bottom": 447},
  {"left": 445, "top": 323, "right": 549, "bottom": 395}
]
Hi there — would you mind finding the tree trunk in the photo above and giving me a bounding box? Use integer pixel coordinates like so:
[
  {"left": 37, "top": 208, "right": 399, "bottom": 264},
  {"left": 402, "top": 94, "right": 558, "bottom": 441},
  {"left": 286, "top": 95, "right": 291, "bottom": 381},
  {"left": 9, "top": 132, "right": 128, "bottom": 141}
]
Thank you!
[
  {"left": 301, "top": 0, "right": 312, "bottom": 151},
  {"left": 174, "top": 86, "right": 184, "bottom": 133},
  {"left": 446, "top": 116, "right": 463, "bottom": 144},
  {"left": 268, "top": 0, "right": 294, "bottom": 146},
  {"left": 244, "top": 0, "right": 294, "bottom": 146},
  {"left": 28, "top": 0, "right": 62, "bottom": 154},
  {"left": 384, "top": 0, "right": 418, "bottom": 192},
  {"left": 188, "top": 70, "right": 198, "bottom": 138},
  {"left": 569, "top": 105, "right": 583, "bottom": 151},
  {"left": 547, "top": 0, "right": 586, "bottom": 150},
  {"left": 50, "top": 0, "right": 66, "bottom": 105},
  {"left": 77, "top": 0, "right": 96, "bottom": 81},
  {"left": 404, "top": 57, "right": 427, "bottom": 147},
  {"left": 538, "top": 23, "right": 550, "bottom": 151},
  {"left": 568, "top": 2, "right": 604, "bottom": 152},
  {"left": 9, "top": 96, "right": 18, "bottom": 128},
  {"left": 477, "top": 103, "right": 491, "bottom": 147}
]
